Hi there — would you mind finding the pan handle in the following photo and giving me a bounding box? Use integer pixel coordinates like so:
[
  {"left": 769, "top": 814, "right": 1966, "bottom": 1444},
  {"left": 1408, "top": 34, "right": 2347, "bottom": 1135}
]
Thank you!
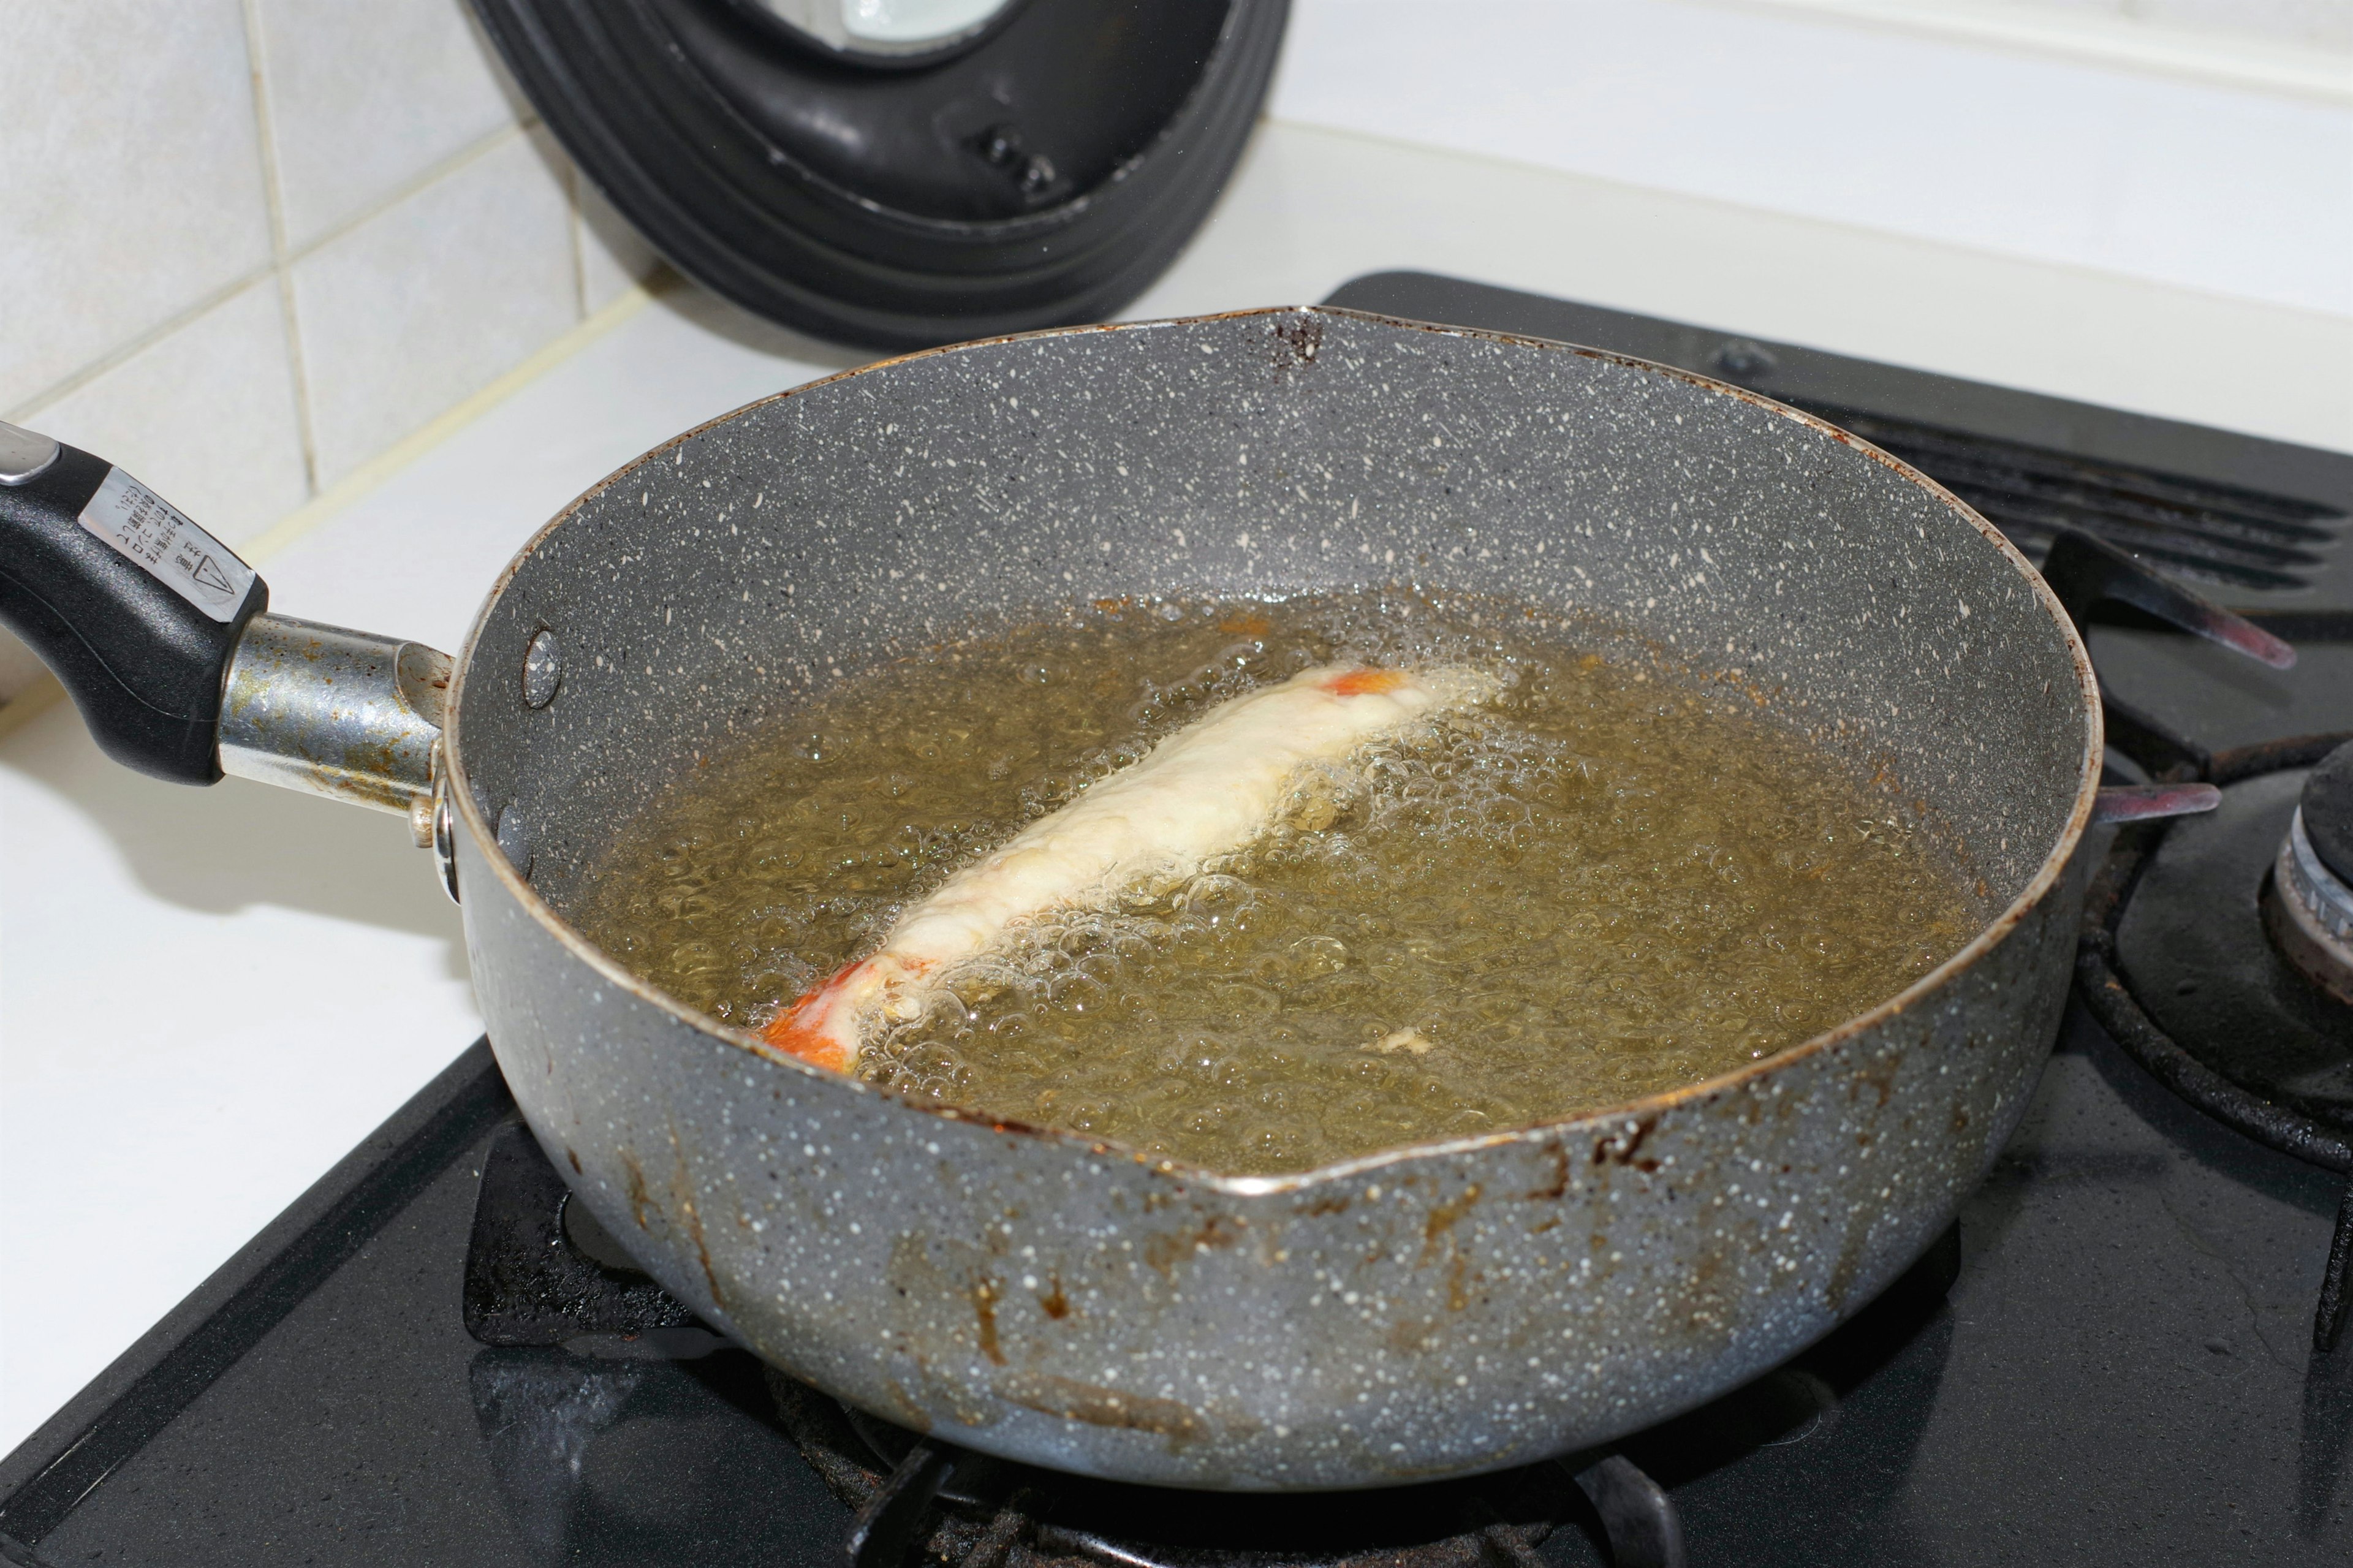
[
  {"left": 0, "top": 421, "right": 452, "bottom": 852},
  {"left": 0, "top": 419, "right": 268, "bottom": 782}
]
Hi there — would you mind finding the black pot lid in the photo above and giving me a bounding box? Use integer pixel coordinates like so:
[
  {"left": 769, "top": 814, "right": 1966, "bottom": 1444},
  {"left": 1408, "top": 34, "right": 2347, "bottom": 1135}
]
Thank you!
[{"left": 469, "top": 0, "right": 1291, "bottom": 347}]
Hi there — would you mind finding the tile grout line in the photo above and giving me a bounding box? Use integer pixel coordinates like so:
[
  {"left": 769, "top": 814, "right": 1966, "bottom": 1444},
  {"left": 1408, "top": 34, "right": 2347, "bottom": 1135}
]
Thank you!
[
  {"left": 563, "top": 158, "right": 591, "bottom": 325},
  {"left": 236, "top": 0, "right": 322, "bottom": 499},
  {"left": 281, "top": 119, "right": 534, "bottom": 274},
  {"left": 234, "top": 279, "right": 657, "bottom": 568},
  {"left": 3, "top": 265, "right": 276, "bottom": 426}
]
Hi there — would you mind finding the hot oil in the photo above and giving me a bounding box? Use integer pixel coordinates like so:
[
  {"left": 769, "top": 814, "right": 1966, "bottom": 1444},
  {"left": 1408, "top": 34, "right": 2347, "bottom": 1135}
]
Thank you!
[{"left": 575, "top": 591, "right": 1978, "bottom": 1174}]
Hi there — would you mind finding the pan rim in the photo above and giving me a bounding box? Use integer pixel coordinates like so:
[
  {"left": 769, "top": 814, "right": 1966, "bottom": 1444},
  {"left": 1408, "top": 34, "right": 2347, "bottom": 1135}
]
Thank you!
[{"left": 445, "top": 303, "right": 2104, "bottom": 1197}]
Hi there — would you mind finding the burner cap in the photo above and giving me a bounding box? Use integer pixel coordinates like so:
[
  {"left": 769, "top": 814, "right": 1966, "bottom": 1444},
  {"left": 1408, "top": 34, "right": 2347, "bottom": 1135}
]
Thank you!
[
  {"left": 2272, "top": 753, "right": 2353, "bottom": 1008},
  {"left": 2303, "top": 743, "right": 2353, "bottom": 885}
]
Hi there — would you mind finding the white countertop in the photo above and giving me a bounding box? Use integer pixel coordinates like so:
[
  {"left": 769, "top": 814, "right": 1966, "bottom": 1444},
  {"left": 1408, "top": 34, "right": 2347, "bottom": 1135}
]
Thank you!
[{"left": 3, "top": 118, "right": 2345, "bottom": 1457}]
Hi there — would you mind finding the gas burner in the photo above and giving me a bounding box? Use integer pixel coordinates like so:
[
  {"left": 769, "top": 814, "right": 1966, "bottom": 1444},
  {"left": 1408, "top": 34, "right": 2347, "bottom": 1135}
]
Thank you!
[
  {"left": 2270, "top": 743, "right": 2353, "bottom": 1006},
  {"left": 2018, "top": 523, "right": 2353, "bottom": 1352},
  {"left": 2103, "top": 740, "right": 2353, "bottom": 1135},
  {"left": 2077, "top": 738, "right": 2353, "bottom": 1350}
]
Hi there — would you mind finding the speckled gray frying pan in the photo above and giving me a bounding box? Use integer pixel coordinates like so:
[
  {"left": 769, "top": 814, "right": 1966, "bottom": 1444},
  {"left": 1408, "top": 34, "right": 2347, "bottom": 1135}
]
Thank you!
[{"left": 0, "top": 308, "right": 2103, "bottom": 1490}]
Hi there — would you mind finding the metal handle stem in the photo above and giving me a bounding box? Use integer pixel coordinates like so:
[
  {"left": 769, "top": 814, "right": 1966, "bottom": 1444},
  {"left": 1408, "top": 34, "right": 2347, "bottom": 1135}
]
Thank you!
[{"left": 218, "top": 613, "right": 451, "bottom": 839}]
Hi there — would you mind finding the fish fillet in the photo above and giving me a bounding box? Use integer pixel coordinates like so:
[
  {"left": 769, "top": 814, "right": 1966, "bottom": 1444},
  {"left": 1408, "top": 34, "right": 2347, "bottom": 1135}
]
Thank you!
[{"left": 760, "top": 662, "right": 1496, "bottom": 1071}]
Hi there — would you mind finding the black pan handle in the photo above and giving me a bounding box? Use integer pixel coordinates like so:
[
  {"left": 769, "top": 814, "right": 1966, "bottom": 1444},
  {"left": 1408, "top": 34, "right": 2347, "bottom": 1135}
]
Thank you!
[{"left": 0, "top": 419, "right": 268, "bottom": 783}]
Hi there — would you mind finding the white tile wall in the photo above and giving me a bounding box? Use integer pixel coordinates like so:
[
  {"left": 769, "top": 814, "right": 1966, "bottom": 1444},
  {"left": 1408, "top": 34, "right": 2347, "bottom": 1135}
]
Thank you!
[
  {"left": 249, "top": 0, "right": 526, "bottom": 251},
  {"left": 577, "top": 177, "right": 665, "bottom": 314},
  {"left": 293, "top": 131, "right": 580, "bottom": 486},
  {"left": 20, "top": 281, "right": 310, "bottom": 547},
  {"left": 1, "top": 2, "right": 669, "bottom": 705},
  {"left": 0, "top": 0, "right": 275, "bottom": 414}
]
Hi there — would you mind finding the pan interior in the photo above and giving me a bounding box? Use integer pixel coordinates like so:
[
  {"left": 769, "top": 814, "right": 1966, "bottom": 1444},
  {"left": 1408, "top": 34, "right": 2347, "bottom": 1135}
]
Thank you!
[
  {"left": 572, "top": 585, "right": 1987, "bottom": 1171},
  {"left": 454, "top": 310, "right": 2091, "bottom": 1088}
]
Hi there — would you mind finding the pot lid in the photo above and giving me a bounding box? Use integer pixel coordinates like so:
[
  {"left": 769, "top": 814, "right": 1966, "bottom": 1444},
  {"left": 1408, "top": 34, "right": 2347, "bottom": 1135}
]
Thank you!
[{"left": 466, "top": 0, "right": 1291, "bottom": 347}]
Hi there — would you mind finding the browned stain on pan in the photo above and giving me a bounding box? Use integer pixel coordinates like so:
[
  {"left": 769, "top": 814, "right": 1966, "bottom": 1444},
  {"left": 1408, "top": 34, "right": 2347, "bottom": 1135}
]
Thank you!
[
  {"left": 995, "top": 1371, "right": 1234, "bottom": 1452},
  {"left": 679, "top": 1191, "right": 722, "bottom": 1307},
  {"left": 972, "top": 1274, "right": 1006, "bottom": 1365},
  {"left": 1418, "top": 1184, "right": 1482, "bottom": 1265},
  {"left": 1851, "top": 1058, "right": 1900, "bottom": 1109},
  {"left": 880, "top": 1378, "right": 934, "bottom": 1433},
  {"left": 1388, "top": 1317, "right": 1438, "bottom": 1354},
  {"left": 1444, "top": 1252, "right": 1473, "bottom": 1312},
  {"left": 1824, "top": 1201, "right": 1881, "bottom": 1315},
  {"left": 1143, "top": 1214, "right": 1244, "bottom": 1277},
  {"left": 1525, "top": 1143, "right": 1571, "bottom": 1201},
  {"left": 667, "top": 1123, "right": 726, "bottom": 1308},
  {"left": 1592, "top": 1116, "right": 1663, "bottom": 1172},
  {"left": 618, "top": 1148, "right": 651, "bottom": 1230},
  {"left": 1268, "top": 315, "right": 1323, "bottom": 377}
]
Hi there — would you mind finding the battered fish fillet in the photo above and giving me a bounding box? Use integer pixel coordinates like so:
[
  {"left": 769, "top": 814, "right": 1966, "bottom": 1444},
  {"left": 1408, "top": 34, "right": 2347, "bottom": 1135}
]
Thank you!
[{"left": 760, "top": 662, "right": 1496, "bottom": 1072}]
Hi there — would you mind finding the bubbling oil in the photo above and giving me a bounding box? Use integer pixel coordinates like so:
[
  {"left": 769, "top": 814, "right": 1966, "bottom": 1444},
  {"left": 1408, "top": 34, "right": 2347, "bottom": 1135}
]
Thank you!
[{"left": 575, "top": 591, "right": 1977, "bottom": 1173}]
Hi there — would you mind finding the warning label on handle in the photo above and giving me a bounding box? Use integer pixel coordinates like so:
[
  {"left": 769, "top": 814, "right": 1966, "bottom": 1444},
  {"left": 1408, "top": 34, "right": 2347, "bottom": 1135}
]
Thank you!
[{"left": 77, "top": 468, "right": 256, "bottom": 623}]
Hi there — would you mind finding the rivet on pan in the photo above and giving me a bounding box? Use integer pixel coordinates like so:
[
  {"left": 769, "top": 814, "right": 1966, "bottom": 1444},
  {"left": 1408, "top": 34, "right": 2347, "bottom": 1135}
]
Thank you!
[
  {"left": 496, "top": 800, "right": 535, "bottom": 881},
  {"left": 522, "top": 628, "right": 563, "bottom": 709}
]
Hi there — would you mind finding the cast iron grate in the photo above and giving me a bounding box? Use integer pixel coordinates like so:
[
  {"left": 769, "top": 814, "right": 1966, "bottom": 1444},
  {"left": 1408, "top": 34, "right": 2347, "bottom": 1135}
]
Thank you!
[
  {"left": 1798, "top": 404, "right": 2344, "bottom": 594},
  {"left": 768, "top": 1371, "right": 1592, "bottom": 1568}
]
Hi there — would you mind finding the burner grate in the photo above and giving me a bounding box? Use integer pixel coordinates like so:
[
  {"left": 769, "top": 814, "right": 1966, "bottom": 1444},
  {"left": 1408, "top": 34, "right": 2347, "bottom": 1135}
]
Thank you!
[
  {"left": 1802, "top": 405, "right": 2344, "bottom": 593},
  {"left": 764, "top": 1369, "right": 1668, "bottom": 1568}
]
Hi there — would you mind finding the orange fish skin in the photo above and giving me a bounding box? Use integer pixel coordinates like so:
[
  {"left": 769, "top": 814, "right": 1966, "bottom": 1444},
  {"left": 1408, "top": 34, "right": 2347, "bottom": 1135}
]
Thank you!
[
  {"left": 760, "top": 970, "right": 861, "bottom": 1073},
  {"left": 1325, "top": 668, "right": 1408, "bottom": 697}
]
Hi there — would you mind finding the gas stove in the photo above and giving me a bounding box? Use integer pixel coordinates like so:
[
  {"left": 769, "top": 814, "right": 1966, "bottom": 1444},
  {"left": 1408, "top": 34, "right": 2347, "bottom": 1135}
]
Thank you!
[{"left": 4, "top": 273, "right": 2351, "bottom": 1566}]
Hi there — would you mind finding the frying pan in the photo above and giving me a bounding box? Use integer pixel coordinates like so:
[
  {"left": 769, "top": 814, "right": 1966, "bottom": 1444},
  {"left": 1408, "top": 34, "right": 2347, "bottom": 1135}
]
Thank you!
[{"left": 0, "top": 306, "right": 2210, "bottom": 1490}]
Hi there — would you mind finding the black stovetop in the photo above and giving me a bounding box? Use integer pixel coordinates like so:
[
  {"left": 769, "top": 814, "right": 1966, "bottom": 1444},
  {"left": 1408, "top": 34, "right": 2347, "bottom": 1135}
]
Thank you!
[{"left": 6, "top": 273, "right": 2352, "bottom": 1567}]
